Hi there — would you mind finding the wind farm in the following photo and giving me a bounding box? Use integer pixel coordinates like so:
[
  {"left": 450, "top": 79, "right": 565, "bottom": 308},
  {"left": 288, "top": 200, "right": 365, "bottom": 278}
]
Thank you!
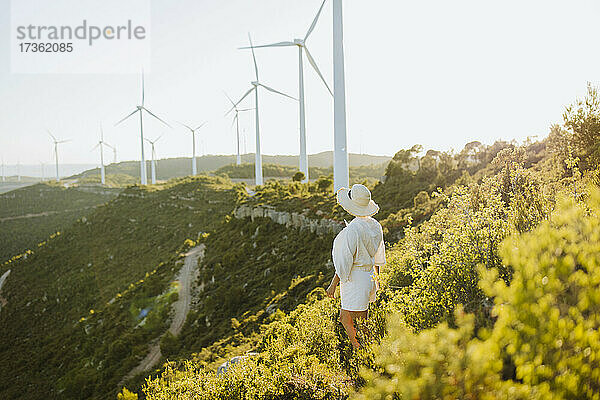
[
  {"left": 4, "top": 0, "right": 353, "bottom": 190},
  {"left": 2, "top": 1, "right": 599, "bottom": 400}
]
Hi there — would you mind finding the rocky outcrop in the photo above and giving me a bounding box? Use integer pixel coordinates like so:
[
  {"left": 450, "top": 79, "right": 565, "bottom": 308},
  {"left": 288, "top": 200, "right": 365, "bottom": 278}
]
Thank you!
[{"left": 233, "top": 205, "right": 344, "bottom": 236}]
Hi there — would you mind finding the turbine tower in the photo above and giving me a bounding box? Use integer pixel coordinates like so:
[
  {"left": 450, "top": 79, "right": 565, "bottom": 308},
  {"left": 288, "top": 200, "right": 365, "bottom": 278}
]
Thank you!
[
  {"left": 1, "top": 157, "right": 5, "bottom": 182},
  {"left": 242, "top": 0, "right": 332, "bottom": 183},
  {"left": 91, "top": 125, "right": 113, "bottom": 185},
  {"left": 115, "top": 72, "right": 171, "bottom": 185},
  {"left": 333, "top": 0, "right": 349, "bottom": 191},
  {"left": 48, "top": 130, "right": 69, "bottom": 183},
  {"left": 144, "top": 135, "right": 162, "bottom": 184},
  {"left": 229, "top": 33, "right": 297, "bottom": 186},
  {"left": 224, "top": 92, "right": 253, "bottom": 165},
  {"left": 178, "top": 122, "right": 206, "bottom": 176}
]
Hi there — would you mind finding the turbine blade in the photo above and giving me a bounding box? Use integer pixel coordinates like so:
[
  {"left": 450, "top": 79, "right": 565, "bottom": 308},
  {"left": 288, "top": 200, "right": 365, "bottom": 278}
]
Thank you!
[
  {"left": 58, "top": 140, "right": 71, "bottom": 144},
  {"left": 100, "top": 124, "right": 104, "bottom": 141},
  {"left": 141, "top": 70, "right": 145, "bottom": 106},
  {"left": 305, "top": 0, "right": 327, "bottom": 41},
  {"left": 226, "top": 86, "right": 255, "bottom": 115},
  {"left": 248, "top": 33, "right": 259, "bottom": 80},
  {"left": 144, "top": 137, "right": 152, "bottom": 144},
  {"left": 304, "top": 46, "right": 333, "bottom": 96},
  {"left": 239, "top": 41, "right": 295, "bottom": 49},
  {"left": 91, "top": 143, "right": 100, "bottom": 151},
  {"left": 115, "top": 109, "right": 139, "bottom": 126},
  {"left": 258, "top": 83, "right": 297, "bottom": 101},
  {"left": 194, "top": 122, "right": 207, "bottom": 131},
  {"left": 177, "top": 121, "right": 194, "bottom": 131},
  {"left": 238, "top": 108, "right": 254, "bottom": 112},
  {"left": 155, "top": 134, "right": 163, "bottom": 142},
  {"left": 231, "top": 114, "right": 238, "bottom": 129},
  {"left": 223, "top": 91, "right": 236, "bottom": 107},
  {"left": 47, "top": 130, "right": 57, "bottom": 142},
  {"left": 143, "top": 108, "right": 172, "bottom": 128}
]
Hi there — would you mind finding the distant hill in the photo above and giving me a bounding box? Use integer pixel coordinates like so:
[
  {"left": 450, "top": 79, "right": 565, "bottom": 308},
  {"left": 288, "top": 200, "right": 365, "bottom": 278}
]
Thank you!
[
  {"left": 70, "top": 152, "right": 391, "bottom": 182},
  {"left": 215, "top": 162, "right": 387, "bottom": 181}
]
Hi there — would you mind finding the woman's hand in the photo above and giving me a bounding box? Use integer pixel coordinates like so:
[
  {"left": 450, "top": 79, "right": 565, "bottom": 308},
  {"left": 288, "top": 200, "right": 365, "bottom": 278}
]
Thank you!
[
  {"left": 326, "top": 283, "right": 336, "bottom": 298},
  {"left": 326, "top": 274, "right": 340, "bottom": 298}
]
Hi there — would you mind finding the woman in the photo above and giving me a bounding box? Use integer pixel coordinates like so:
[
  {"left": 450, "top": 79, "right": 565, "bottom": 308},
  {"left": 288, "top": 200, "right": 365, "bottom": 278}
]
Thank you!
[{"left": 326, "top": 183, "right": 385, "bottom": 349}]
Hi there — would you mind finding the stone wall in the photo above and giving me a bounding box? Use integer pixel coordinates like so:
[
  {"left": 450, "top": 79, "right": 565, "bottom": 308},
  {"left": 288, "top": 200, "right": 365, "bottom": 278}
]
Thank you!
[{"left": 233, "top": 205, "right": 344, "bottom": 236}]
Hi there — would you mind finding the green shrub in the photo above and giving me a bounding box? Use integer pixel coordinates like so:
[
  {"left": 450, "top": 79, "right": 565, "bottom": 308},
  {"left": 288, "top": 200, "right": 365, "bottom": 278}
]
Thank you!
[
  {"left": 563, "top": 83, "right": 600, "bottom": 168},
  {"left": 355, "top": 310, "right": 537, "bottom": 400},
  {"left": 481, "top": 187, "right": 600, "bottom": 398},
  {"left": 357, "top": 186, "right": 600, "bottom": 400},
  {"left": 160, "top": 332, "right": 179, "bottom": 358},
  {"left": 293, "top": 171, "right": 305, "bottom": 182}
]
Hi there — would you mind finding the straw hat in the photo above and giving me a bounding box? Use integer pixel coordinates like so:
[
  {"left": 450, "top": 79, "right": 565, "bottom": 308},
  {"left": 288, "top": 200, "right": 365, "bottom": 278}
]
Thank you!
[{"left": 336, "top": 184, "right": 379, "bottom": 217}]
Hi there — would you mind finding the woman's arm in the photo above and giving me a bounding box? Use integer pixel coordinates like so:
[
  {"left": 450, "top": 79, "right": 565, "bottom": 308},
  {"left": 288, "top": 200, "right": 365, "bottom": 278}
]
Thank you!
[{"left": 326, "top": 274, "right": 340, "bottom": 298}]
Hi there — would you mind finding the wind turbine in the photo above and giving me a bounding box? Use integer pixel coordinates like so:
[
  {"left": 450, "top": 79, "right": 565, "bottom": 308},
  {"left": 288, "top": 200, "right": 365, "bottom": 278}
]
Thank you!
[
  {"left": 178, "top": 122, "right": 206, "bottom": 176},
  {"left": 108, "top": 144, "right": 117, "bottom": 164},
  {"left": 224, "top": 92, "right": 253, "bottom": 165},
  {"left": 91, "top": 125, "right": 113, "bottom": 185},
  {"left": 229, "top": 33, "right": 297, "bottom": 186},
  {"left": 115, "top": 72, "right": 171, "bottom": 185},
  {"left": 1, "top": 157, "right": 5, "bottom": 182},
  {"left": 144, "top": 135, "right": 162, "bottom": 184},
  {"left": 242, "top": 0, "right": 332, "bottom": 183},
  {"left": 333, "top": 0, "right": 349, "bottom": 191},
  {"left": 48, "top": 130, "right": 69, "bottom": 182}
]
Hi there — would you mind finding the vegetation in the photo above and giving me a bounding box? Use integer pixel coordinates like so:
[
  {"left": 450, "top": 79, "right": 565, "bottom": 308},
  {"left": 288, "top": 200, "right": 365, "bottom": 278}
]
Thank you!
[
  {"left": 0, "top": 183, "right": 119, "bottom": 261},
  {"left": 0, "top": 176, "right": 244, "bottom": 399},
  {"left": 214, "top": 162, "right": 387, "bottom": 182},
  {"left": 3, "top": 87, "right": 600, "bottom": 399},
  {"left": 140, "top": 86, "right": 600, "bottom": 399}
]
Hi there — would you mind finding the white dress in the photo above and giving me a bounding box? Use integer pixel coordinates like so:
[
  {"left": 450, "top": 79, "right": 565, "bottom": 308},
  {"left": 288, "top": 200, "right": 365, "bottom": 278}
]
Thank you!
[{"left": 332, "top": 217, "right": 386, "bottom": 311}]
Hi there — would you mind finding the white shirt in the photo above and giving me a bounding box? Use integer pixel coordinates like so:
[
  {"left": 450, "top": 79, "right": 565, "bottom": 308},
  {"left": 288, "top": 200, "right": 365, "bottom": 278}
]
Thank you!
[{"left": 332, "top": 216, "right": 386, "bottom": 282}]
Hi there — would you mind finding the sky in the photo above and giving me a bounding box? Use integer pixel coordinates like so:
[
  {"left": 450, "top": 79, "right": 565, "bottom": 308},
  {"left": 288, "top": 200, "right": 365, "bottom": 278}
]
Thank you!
[{"left": 1, "top": 0, "right": 600, "bottom": 168}]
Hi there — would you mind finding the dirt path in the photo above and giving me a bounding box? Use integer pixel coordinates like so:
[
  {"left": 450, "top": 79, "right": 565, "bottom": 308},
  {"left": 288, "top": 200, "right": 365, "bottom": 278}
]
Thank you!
[
  {"left": 0, "top": 269, "right": 11, "bottom": 307},
  {"left": 0, "top": 206, "right": 96, "bottom": 222},
  {"left": 120, "top": 245, "right": 205, "bottom": 384}
]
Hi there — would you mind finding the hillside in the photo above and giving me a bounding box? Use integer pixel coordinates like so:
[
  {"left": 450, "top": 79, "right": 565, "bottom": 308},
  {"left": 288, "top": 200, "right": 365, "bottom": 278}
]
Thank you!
[
  {"left": 0, "top": 176, "right": 245, "bottom": 399},
  {"left": 3, "top": 87, "right": 600, "bottom": 399},
  {"left": 136, "top": 86, "right": 600, "bottom": 399},
  {"left": 71, "top": 152, "right": 391, "bottom": 182},
  {"left": 0, "top": 183, "right": 120, "bottom": 262}
]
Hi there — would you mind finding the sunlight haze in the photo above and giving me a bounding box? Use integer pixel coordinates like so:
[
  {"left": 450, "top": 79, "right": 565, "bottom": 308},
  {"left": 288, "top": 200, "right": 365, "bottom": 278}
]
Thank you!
[{"left": 1, "top": 0, "right": 599, "bottom": 165}]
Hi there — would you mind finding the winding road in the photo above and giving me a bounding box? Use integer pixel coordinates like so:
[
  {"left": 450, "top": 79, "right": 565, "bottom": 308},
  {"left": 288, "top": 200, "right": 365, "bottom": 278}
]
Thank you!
[{"left": 120, "top": 244, "right": 205, "bottom": 384}]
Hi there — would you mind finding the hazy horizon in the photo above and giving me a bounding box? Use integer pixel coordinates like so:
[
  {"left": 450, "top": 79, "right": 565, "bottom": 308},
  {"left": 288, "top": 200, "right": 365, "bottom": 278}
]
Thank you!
[{"left": 1, "top": 0, "right": 599, "bottom": 165}]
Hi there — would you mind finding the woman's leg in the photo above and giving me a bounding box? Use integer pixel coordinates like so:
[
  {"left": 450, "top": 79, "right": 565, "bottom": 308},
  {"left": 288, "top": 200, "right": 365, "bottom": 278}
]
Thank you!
[{"left": 340, "top": 309, "right": 368, "bottom": 348}]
